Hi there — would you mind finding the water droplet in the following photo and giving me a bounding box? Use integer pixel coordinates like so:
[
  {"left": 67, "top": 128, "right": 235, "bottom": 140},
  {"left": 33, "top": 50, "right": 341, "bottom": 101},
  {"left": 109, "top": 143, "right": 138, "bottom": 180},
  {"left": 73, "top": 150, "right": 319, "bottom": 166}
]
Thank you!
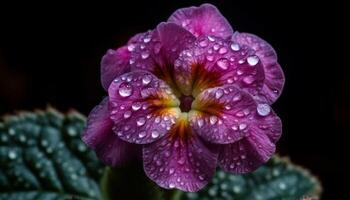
[
  {"left": 118, "top": 83, "right": 133, "bottom": 97},
  {"left": 215, "top": 89, "right": 224, "bottom": 99},
  {"left": 210, "top": 116, "right": 218, "bottom": 125},
  {"left": 197, "top": 118, "right": 204, "bottom": 127},
  {"left": 225, "top": 105, "right": 231, "bottom": 110},
  {"left": 199, "top": 38, "right": 208, "bottom": 47},
  {"left": 169, "top": 183, "right": 176, "bottom": 188},
  {"left": 207, "top": 36, "right": 215, "bottom": 42},
  {"left": 127, "top": 43, "right": 136, "bottom": 51},
  {"left": 206, "top": 55, "right": 214, "bottom": 61},
  {"left": 230, "top": 163, "right": 235, "bottom": 169},
  {"left": 231, "top": 125, "right": 238, "bottom": 131},
  {"left": 238, "top": 59, "right": 245, "bottom": 64},
  {"left": 138, "top": 131, "right": 146, "bottom": 138},
  {"left": 216, "top": 58, "right": 229, "bottom": 70},
  {"left": 151, "top": 131, "right": 159, "bottom": 138},
  {"left": 213, "top": 44, "right": 220, "bottom": 50},
  {"left": 178, "top": 157, "right": 185, "bottom": 165},
  {"left": 239, "top": 123, "right": 247, "bottom": 130},
  {"left": 243, "top": 76, "right": 255, "bottom": 84},
  {"left": 257, "top": 103, "right": 271, "bottom": 116},
  {"left": 123, "top": 111, "right": 132, "bottom": 119},
  {"left": 8, "top": 151, "right": 17, "bottom": 159},
  {"left": 141, "top": 51, "right": 150, "bottom": 59},
  {"left": 169, "top": 168, "right": 175, "bottom": 174},
  {"left": 247, "top": 55, "right": 259, "bottom": 66},
  {"left": 198, "top": 175, "right": 205, "bottom": 180},
  {"left": 137, "top": 117, "right": 146, "bottom": 126},
  {"left": 129, "top": 59, "right": 135, "bottom": 65},
  {"left": 230, "top": 43, "right": 240, "bottom": 51},
  {"left": 219, "top": 47, "right": 228, "bottom": 54},
  {"left": 132, "top": 102, "right": 142, "bottom": 111},
  {"left": 279, "top": 182, "right": 287, "bottom": 190},
  {"left": 143, "top": 36, "right": 151, "bottom": 43},
  {"left": 142, "top": 75, "right": 152, "bottom": 85}
]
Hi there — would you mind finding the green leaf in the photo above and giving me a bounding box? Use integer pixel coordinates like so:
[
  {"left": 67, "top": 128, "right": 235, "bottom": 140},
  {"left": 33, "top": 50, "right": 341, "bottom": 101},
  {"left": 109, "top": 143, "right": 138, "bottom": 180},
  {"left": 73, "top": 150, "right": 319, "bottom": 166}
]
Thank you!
[
  {"left": 175, "top": 156, "right": 321, "bottom": 200},
  {"left": 0, "top": 109, "right": 105, "bottom": 200},
  {"left": 100, "top": 164, "right": 169, "bottom": 200}
]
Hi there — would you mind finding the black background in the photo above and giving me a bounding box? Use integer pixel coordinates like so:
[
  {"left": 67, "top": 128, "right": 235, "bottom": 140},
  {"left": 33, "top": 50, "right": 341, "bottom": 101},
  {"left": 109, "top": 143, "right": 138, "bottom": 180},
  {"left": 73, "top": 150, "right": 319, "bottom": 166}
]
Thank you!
[{"left": 0, "top": 1, "right": 346, "bottom": 199}]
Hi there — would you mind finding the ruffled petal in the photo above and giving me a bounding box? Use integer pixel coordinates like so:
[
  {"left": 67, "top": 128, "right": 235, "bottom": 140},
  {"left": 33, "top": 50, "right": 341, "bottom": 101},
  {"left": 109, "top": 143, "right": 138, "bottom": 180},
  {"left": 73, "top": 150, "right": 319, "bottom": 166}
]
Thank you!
[
  {"left": 108, "top": 71, "right": 181, "bottom": 144},
  {"left": 101, "top": 33, "right": 145, "bottom": 91},
  {"left": 168, "top": 3, "right": 233, "bottom": 38},
  {"left": 189, "top": 85, "right": 282, "bottom": 145},
  {"left": 232, "top": 32, "right": 285, "bottom": 104},
  {"left": 82, "top": 97, "right": 138, "bottom": 166},
  {"left": 129, "top": 22, "right": 196, "bottom": 94},
  {"left": 174, "top": 36, "right": 265, "bottom": 97},
  {"left": 143, "top": 113, "right": 218, "bottom": 192},
  {"left": 218, "top": 130, "right": 275, "bottom": 174}
]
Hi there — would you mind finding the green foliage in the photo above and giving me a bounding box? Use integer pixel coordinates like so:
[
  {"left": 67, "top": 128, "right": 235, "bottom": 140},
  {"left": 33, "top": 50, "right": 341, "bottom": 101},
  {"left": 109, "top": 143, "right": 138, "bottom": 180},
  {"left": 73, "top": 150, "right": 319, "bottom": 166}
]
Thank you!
[
  {"left": 0, "top": 109, "right": 105, "bottom": 200},
  {"left": 175, "top": 156, "right": 321, "bottom": 200}
]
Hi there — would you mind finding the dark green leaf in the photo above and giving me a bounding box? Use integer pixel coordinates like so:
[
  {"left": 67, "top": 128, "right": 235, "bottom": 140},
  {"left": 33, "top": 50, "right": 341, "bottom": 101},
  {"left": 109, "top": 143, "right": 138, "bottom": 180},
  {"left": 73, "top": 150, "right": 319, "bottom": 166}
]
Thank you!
[
  {"left": 0, "top": 109, "right": 105, "bottom": 200},
  {"left": 175, "top": 156, "right": 321, "bottom": 200}
]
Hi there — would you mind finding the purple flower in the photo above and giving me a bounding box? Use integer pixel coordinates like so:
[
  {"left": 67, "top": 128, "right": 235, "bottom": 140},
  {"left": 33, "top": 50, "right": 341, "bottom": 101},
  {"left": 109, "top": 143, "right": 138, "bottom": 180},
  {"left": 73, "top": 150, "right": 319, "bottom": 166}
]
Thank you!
[{"left": 83, "top": 4, "right": 284, "bottom": 192}]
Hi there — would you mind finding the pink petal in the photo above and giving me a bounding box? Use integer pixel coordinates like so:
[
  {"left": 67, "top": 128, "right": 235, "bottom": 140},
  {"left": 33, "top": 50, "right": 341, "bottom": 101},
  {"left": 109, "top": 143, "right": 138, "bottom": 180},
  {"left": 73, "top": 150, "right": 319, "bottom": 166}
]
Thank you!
[
  {"left": 82, "top": 97, "right": 138, "bottom": 166},
  {"left": 174, "top": 36, "right": 265, "bottom": 97},
  {"left": 101, "top": 33, "right": 145, "bottom": 91},
  {"left": 168, "top": 3, "right": 233, "bottom": 38},
  {"left": 232, "top": 32, "right": 285, "bottom": 104},
  {"left": 108, "top": 71, "right": 181, "bottom": 144},
  {"left": 129, "top": 23, "right": 195, "bottom": 93},
  {"left": 143, "top": 116, "right": 218, "bottom": 192},
  {"left": 190, "top": 85, "right": 282, "bottom": 145},
  {"left": 218, "top": 130, "right": 275, "bottom": 174}
]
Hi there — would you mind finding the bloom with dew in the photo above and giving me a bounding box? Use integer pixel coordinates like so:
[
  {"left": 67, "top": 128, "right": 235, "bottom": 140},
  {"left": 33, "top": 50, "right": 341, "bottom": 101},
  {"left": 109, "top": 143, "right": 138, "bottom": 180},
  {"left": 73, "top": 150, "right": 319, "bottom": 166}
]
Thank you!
[{"left": 83, "top": 3, "right": 284, "bottom": 192}]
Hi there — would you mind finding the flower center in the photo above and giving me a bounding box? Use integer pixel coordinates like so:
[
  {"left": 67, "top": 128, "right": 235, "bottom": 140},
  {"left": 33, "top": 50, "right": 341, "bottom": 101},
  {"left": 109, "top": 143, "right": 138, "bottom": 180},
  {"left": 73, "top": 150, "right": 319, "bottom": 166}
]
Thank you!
[{"left": 179, "top": 95, "right": 194, "bottom": 112}]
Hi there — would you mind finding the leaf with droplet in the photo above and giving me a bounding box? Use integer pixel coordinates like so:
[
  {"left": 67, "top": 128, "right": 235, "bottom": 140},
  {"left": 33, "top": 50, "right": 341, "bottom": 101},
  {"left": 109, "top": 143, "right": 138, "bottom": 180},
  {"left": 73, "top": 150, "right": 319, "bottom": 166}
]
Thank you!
[
  {"left": 0, "top": 109, "right": 105, "bottom": 200},
  {"left": 174, "top": 156, "right": 322, "bottom": 200}
]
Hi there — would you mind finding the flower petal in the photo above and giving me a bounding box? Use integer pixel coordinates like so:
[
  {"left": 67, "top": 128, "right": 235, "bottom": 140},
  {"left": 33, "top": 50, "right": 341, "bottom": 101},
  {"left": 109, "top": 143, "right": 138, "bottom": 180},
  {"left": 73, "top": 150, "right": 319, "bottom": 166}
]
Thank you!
[
  {"left": 190, "top": 85, "right": 282, "bottom": 145},
  {"left": 143, "top": 114, "right": 218, "bottom": 192},
  {"left": 232, "top": 32, "right": 285, "bottom": 104},
  {"left": 82, "top": 97, "right": 138, "bottom": 166},
  {"left": 218, "top": 130, "right": 275, "bottom": 174},
  {"left": 108, "top": 71, "right": 181, "bottom": 144},
  {"left": 174, "top": 36, "right": 265, "bottom": 97},
  {"left": 129, "top": 23, "right": 195, "bottom": 94},
  {"left": 168, "top": 3, "right": 233, "bottom": 38},
  {"left": 101, "top": 33, "right": 145, "bottom": 91}
]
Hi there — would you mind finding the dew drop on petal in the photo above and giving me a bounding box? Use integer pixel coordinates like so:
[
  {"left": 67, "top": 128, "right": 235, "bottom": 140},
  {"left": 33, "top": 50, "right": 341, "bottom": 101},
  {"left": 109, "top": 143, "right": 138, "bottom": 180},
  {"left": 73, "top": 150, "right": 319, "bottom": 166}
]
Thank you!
[
  {"left": 215, "top": 89, "right": 224, "bottom": 99},
  {"left": 141, "top": 51, "right": 150, "bottom": 59},
  {"left": 206, "top": 55, "right": 214, "bottom": 61},
  {"left": 142, "top": 75, "right": 152, "bottom": 85},
  {"left": 151, "top": 131, "right": 159, "bottom": 138},
  {"left": 239, "top": 123, "right": 247, "bottom": 130},
  {"left": 143, "top": 36, "right": 151, "bottom": 43},
  {"left": 216, "top": 58, "right": 229, "bottom": 70},
  {"left": 219, "top": 47, "right": 228, "bottom": 54},
  {"left": 137, "top": 117, "right": 146, "bottom": 126},
  {"left": 247, "top": 55, "right": 259, "bottom": 66},
  {"left": 207, "top": 35, "right": 215, "bottom": 42},
  {"left": 169, "top": 183, "right": 176, "bottom": 188},
  {"left": 123, "top": 111, "right": 132, "bottom": 119},
  {"left": 118, "top": 83, "right": 133, "bottom": 97},
  {"left": 132, "top": 102, "right": 142, "bottom": 111},
  {"left": 127, "top": 43, "right": 136, "bottom": 52},
  {"left": 257, "top": 103, "right": 271, "bottom": 116},
  {"left": 199, "top": 38, "right": 208, "bottom": 47},
  {"left": 243, "top": 76, "right": 255, "bottom": 84},
  {"left": 197, "top": 118, "right": 204, "bottom": 127},
  {"left": 230, "top": 43, "right": 240, "bottom": 51},
  {"left": 210, "top": 116, "right": 218, "bottom": 125},
  {"left": 138, "top": 131, "right": 146, "bottom": 138}
]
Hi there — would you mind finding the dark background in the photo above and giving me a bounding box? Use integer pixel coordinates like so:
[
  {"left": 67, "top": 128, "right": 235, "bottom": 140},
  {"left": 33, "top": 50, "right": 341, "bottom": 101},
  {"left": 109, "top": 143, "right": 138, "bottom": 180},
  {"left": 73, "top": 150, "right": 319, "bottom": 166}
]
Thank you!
[{"left": 0, "top": 1, "right": 346, "bottom": 199}]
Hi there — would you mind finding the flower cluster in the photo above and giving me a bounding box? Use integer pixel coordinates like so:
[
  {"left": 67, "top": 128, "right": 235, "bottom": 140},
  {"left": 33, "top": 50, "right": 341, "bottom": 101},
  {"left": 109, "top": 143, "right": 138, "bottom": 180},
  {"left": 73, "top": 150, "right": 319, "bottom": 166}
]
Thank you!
[{"left": 82, "top": 4, "right": 284, "bottom": 192}]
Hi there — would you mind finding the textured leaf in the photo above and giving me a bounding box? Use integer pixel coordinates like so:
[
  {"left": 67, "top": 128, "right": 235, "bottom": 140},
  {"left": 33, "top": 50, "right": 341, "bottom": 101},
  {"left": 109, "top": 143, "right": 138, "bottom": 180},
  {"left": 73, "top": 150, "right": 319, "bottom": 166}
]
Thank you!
[
  {"left": 175, "top": 156, "right": 322, "bottom": 200},
  {"left": 0, "top": 109, "right": 105, "bottom": 200}
]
